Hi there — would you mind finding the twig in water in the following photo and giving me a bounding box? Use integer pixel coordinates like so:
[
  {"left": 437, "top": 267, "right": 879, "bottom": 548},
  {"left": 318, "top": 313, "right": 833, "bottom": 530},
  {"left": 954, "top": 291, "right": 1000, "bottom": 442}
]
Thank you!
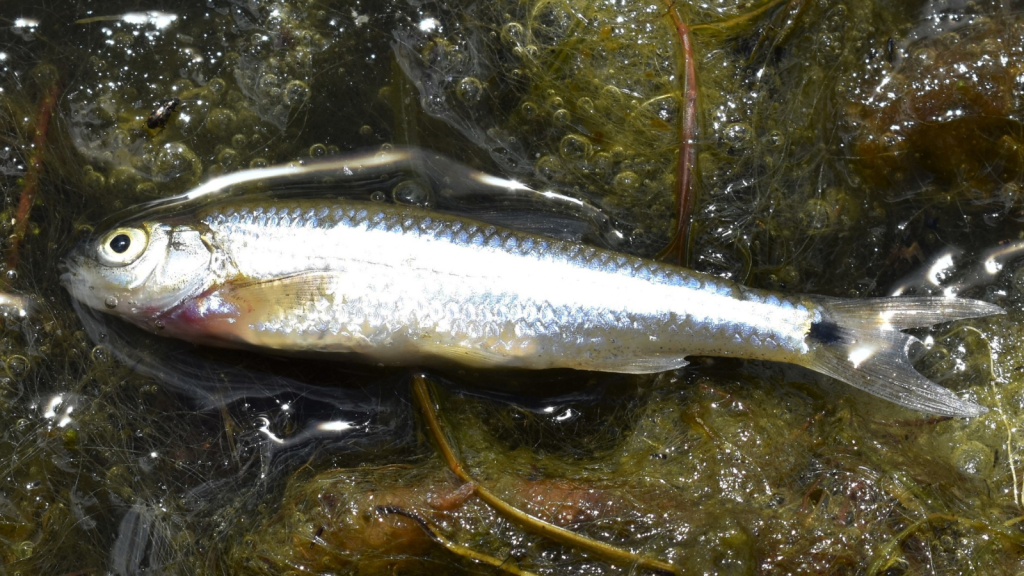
[
  {"left": 411, "top": 374, "right": 678, "bottom": 575},
  {"left": 377, "top": 505, "right": 540, "bottom": 576}
]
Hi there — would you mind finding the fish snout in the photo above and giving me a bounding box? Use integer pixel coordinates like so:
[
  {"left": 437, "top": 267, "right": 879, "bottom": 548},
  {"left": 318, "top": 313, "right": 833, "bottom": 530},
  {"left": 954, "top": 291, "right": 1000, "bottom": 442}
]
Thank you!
[
  {"left": 57, "top": 255, "right": 79, "bottom": 288},
  {"left": 57, "top": 249, "right": 92, "bottom": 296}
]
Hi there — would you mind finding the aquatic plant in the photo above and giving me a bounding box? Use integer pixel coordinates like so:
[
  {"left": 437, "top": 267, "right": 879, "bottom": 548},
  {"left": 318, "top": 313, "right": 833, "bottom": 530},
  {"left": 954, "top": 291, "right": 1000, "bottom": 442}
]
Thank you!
[{"left": 1, "top": 0, "right": 1023, "bottom": 574}]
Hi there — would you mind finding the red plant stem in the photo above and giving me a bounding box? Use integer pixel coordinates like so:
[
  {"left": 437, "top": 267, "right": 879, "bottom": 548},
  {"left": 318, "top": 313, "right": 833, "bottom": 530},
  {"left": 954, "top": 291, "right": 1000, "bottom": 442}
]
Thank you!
[
  {"left": 661, "top": 4, "right": 699, "bottom": 267},
  {"left": 6, "top": 82, "right": 59, "bottom": 274}
]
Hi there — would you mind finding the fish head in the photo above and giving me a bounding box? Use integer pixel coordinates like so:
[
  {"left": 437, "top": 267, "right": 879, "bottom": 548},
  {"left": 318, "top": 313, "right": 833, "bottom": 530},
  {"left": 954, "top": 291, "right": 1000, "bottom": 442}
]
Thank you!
[{"left": 60, "top": 219, "right": 216, "bottom": 328}]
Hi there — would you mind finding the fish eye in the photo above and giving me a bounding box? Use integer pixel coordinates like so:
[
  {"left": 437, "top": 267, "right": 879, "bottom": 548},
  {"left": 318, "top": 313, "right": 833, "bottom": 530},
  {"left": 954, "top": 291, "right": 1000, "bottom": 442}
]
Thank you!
[
  {"left": 97, "top": 227, "right": 148, "bottom": 266},
  {"left": 110, "top": 234, "right": 131, "bottom": 253}
]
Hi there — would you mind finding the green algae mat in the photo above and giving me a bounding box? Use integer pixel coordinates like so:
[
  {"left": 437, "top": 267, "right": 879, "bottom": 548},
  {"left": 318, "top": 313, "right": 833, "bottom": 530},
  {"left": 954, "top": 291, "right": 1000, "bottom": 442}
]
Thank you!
[{"left": 1, "top": 0, "right": 1023, "bottom": 574}]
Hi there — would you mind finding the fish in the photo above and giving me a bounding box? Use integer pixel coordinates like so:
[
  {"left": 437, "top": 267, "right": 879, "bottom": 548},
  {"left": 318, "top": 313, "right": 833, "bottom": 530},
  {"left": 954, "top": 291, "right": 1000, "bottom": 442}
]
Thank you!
[{"left": 60, "top": 197, "right": 1003, "bottom": 417}]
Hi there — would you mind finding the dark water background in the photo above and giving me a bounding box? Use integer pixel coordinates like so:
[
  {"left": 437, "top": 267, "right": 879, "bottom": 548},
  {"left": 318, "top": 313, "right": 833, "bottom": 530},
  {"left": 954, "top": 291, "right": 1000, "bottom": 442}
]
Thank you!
[{"left": 1, "top": 0, "right": 1024, "bottom": 574}]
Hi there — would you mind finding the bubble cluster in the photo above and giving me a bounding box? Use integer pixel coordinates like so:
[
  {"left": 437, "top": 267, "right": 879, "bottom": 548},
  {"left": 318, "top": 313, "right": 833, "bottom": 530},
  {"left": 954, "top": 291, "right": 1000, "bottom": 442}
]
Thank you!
[
  {"left": 392, "top": 0, "right": 687, "bottom": 250},
  {"left": 65, "top": 0, "right": 335, "bottom": 199}
]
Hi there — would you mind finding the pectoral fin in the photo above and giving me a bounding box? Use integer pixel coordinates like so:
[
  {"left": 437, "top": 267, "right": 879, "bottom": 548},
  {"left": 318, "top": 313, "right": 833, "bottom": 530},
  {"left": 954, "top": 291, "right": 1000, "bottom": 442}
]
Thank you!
[{"left": 222, "top": 271, "right": 339, "bottom": 310}]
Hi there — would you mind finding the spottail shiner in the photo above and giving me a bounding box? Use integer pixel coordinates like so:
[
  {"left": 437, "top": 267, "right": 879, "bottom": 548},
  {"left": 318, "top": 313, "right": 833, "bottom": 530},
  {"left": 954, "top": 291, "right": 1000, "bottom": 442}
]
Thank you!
[{"left": 61, "top": 164, "right": 1002, "bottom": 418}]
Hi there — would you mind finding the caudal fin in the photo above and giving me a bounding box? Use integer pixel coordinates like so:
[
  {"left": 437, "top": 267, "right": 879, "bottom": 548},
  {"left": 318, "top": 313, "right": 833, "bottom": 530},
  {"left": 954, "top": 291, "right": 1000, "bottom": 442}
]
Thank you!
[{"left": 801, "top": 297, "right": 1003, "bottom": 417}]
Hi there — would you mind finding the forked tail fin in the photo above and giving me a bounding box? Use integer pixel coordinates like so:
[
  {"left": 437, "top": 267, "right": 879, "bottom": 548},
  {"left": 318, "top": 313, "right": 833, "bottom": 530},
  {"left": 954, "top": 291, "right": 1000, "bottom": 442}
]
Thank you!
[{"left": 800, "top": 297, "right": 1003, "bottom": 417}]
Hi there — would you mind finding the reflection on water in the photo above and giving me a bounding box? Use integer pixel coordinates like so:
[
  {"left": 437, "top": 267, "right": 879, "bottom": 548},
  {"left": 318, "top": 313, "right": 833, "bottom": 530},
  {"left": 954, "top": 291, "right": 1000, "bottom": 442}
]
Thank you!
[{"left": 1, "top": 0, "right": 1024, "bottom": 574}]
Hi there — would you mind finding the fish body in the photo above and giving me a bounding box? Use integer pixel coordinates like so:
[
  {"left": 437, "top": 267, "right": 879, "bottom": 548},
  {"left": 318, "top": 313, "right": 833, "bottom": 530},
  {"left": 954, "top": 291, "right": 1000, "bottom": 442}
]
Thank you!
[
  {"left": 61, "top": 198, "right": 1002, "bottom": 417},
  {"left": 164, "top": 200, "right": 814, "bottom": 370}
]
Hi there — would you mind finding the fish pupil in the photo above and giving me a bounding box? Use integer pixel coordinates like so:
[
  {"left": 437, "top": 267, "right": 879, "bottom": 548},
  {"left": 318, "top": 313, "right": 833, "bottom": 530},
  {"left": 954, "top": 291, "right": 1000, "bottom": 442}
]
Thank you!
[{"left": 109, "top": 234, "right": 131, "bottom": 254}]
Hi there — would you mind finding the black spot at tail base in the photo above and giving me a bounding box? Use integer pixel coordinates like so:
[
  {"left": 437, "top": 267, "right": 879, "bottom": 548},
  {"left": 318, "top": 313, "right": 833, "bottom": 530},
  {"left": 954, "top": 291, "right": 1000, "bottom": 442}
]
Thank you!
[{"left": 808, "top": 320, "right": 844, "bottom": 345}]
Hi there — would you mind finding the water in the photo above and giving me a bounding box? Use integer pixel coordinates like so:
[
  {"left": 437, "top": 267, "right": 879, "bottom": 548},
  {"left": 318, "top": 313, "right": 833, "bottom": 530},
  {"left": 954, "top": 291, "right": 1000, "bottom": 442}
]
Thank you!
[{"left": 1, "top": 0, "right": 1024, "bottom": 574}]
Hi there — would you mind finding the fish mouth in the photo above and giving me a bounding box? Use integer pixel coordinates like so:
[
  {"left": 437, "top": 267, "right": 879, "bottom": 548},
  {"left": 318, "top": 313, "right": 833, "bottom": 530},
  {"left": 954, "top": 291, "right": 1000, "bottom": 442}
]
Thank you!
[
  {"left": 57, "top": 246, "right": 96, "bottom": 309},
  {"left": 57, "top": 253, "right": 81, "bottom": 290},
  {"left": 58, "top": 237, "right": 95, "bottom": 285}
]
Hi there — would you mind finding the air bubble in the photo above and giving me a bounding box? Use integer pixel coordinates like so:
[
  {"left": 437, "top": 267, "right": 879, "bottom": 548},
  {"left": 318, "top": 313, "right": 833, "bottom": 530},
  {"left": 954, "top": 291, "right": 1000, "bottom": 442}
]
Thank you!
[
  {"left": 521, "top": 102, "right": 539, "bottom": 118},
  {"left": 502, "top": 22, "right": 525, "bottom": 45},
  {"left": 206, "top": 108, "right": 237, "bottom": 136},
  {"left": 553, "top": 109, "right": 570, "bottom": 124},
  {"left": 530, "top": 1, "right": 571, "bottom": 44},
  {"left": 217, "top": 147, "right": 239, "bottom": 168},
  {"left": 560, "top": 134, "right": 592, "bottom": 160},
  {"left": 283, "top": 80, "right": 311, "bottom": 107},
  {"left": 536, "top": 155, "right": 563, "bottom": 180},
  {"left": 91, "top": 345, "right": 112, "bottom": 364},
  {"left": 912, "top": 48, "right": 935, "bottom": 65},
  {"left": 952, "top": 441, "right": 994, "bottom": 478},
  {"left": 84, "top": 171, "right": 106, "bottom": 191},
  {"left": 309, "top": 143, "right": 328, "bottom": 158},
  {"left": 259, "top": 73, "right": 279, "bottom": 94},
  {"left": 640, "top": 95, "right": 679, "bottom": 129},
  {"left": 5, "top": 355, "right": 27, "bottom": 378},
  {"left": 4, "top": 270, "right": 16, "bottom": 282},
  {"left": 153, "top": 143, "right": 201, "bottom": 186},
  {"left": 14, "top": 541, "right": 32, "bottom": 560},
  {"left": 602, "top": 85, "right": 623, "bottom": 103},
  {"left": 724, "top": 123, "right": 753, "bottom": 151},
  {"left": 370, "top": 191, "right": 387, "bottom": 202},
  {"left": 172, "top": 79, "right": 196, "bottom": 94},
  {"left": 113, "top": 32, "right": 134, "bottom": 48},
  {"left": 392, "top": 180, "right": 432, "bottom": 206},
  {"left": 456, "top": 77, "right": 483, "bottom": 104},
  {"left": 110, "top": 130, "right": 132, "bottom": 149},
  {"left": 232, "top": 134, "right": 247, "bottom": 148},
  {"left": 109, "top": 167, "right": 140, "bottom": 193},
  {"left": 614, "top": 171, "right": 640, "bottom": 191},
  {"left": 104, "top": 296, "right": 118, "bottom": 309}
]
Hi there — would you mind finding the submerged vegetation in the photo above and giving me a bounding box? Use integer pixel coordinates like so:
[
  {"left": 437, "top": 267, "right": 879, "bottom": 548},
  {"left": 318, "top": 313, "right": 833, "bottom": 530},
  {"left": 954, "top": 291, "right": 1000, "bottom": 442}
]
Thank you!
[{"left": 1, "top": 0, "right": 1024, "bottom": 574}]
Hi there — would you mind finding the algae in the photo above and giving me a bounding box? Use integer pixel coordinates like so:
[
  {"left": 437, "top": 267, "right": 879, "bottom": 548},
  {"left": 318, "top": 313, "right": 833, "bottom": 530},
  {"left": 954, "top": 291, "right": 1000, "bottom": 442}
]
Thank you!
[{"left": 1, "top": 0, "right": 1024, "bottom": 574}]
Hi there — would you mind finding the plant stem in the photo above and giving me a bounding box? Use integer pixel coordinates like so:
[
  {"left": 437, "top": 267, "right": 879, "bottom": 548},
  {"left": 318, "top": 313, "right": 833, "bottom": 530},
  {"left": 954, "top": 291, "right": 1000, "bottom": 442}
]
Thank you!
[
  {"left": 6, "top": 81, "right": 59, "bottom": 274},
  {"left": 411, "top": 374, "right": 678, "bottom": 575}
]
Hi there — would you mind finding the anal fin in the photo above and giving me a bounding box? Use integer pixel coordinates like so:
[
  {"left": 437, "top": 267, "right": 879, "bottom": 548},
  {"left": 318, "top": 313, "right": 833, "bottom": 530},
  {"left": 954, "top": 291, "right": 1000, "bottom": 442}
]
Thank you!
[{"left": 584, "top": 355, "right": 690, "bottom": 375}]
